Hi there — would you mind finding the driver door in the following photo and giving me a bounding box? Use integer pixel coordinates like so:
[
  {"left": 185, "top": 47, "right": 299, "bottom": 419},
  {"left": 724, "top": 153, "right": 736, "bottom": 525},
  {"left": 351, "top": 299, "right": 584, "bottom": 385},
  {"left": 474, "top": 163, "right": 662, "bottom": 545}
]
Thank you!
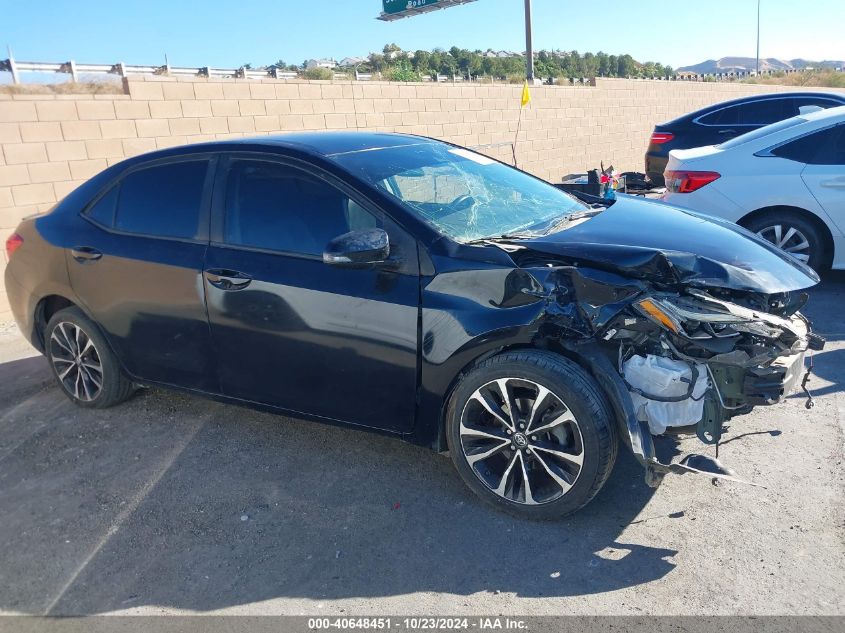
[{"left": 203, "top": 154, "right": 420, "bottom": 432}]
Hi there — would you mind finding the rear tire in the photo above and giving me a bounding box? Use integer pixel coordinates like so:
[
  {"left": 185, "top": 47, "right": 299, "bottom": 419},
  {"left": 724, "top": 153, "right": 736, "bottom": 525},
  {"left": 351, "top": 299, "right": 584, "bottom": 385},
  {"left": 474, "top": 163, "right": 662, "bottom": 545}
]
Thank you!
[
  {"left": 446, "top": 350, "right": 618, "bottom": 519},
  {"left": 743, "top": 210, "right": 827, "bottom": 272},
  {"left": 45, "top": 307, "right": 135, "bottom": 408}
]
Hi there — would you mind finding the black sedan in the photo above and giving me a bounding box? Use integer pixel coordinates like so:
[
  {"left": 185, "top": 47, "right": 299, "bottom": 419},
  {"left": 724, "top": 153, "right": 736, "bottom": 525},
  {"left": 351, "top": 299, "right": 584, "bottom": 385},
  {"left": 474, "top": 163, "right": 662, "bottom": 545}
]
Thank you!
[
  {"left": 4, "top": 133, "right": 823, "bottom": 518},
  {"left": 645, "top": 91, "right": 845, "bottom": 186}
]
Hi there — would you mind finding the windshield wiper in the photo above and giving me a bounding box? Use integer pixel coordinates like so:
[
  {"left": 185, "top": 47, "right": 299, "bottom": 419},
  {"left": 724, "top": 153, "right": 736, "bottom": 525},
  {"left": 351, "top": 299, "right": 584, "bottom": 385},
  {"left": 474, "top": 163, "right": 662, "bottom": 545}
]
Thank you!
[
  {"left": 465, "top": 231, "right": 541, "bottom": 244},
  {"left": 538, "top": 208, "right": 604, "bottom": 236},
  {"left": 465, "top": 207, "right": 606, "bottom": 245}
]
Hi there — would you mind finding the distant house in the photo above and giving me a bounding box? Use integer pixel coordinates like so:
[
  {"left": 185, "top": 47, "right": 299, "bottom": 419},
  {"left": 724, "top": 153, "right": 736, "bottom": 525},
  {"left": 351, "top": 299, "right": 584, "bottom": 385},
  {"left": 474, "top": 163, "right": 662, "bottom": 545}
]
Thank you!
[
  {"left": 338, "top": 56, "right": 367, "bottom": 68},
  {"left": 305, "top": 58, "right": 337, "bottom": 70}
]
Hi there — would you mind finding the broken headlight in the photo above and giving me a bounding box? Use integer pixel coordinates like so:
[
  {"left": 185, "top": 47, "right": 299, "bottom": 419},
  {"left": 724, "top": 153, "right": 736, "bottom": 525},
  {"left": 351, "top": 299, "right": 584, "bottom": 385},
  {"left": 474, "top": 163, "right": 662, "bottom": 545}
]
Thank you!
[
  {"left": 634, "top": 296, "right": 751, "bottom": 336},
  {"left": 635, "top": 294, "right": 800, "bottom": 343}
]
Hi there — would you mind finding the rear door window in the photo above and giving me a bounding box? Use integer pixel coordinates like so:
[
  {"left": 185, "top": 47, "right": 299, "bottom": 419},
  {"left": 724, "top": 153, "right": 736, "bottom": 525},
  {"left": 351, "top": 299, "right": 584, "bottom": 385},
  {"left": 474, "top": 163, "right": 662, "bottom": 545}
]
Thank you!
[
  {"left": 798, "top": 125, "right": 845, "bottom": 165},
  {"left": 736, "top": 99, "right": 791, "bottom": 125},
  {"left": 816, "top": 125, "right": 845, "bottom": 165},
  {"left": 771, "top": 126, "right": 842, "bottom": 164},
  {"left": 86, "top": 185, "right": 119, "bottom": 227},
  {"left": 700, "top": 98, "right": 791, "bottom": 126},
  {"left": 114, "top": 160, "right": 210, "bottom": 240}
]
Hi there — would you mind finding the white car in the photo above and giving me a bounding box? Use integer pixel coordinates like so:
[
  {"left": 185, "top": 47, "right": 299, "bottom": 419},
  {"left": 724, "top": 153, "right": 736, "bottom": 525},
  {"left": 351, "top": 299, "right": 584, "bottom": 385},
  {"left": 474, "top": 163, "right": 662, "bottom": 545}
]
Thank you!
[{"left": 662, "top": 105, "right": 845, "bottom": 271}]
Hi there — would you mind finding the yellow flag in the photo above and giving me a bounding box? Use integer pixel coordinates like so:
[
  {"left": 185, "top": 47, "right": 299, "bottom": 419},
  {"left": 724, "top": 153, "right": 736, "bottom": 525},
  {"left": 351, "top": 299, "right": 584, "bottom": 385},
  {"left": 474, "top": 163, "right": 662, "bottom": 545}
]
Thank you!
[{"left": 521, "top": 80, "right": 531, "bottom": 107}]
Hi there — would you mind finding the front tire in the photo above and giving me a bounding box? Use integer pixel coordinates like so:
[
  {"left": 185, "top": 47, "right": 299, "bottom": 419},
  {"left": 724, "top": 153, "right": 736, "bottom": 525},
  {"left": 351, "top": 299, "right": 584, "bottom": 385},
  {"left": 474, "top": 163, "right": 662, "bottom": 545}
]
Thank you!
[
  {"left": 446, "top": 350, "right": 618, "bottom": 519},
  {"left": 45, "top": 307, "right": 135, "bottom": 408}
]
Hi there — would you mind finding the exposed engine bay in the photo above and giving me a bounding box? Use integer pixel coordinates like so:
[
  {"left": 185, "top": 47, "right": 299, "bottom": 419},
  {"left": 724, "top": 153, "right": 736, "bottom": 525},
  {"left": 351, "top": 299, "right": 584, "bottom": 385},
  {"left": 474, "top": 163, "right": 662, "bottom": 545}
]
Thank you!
[{"left": 611, "top": 288, "right": 822, "bottom": 448}]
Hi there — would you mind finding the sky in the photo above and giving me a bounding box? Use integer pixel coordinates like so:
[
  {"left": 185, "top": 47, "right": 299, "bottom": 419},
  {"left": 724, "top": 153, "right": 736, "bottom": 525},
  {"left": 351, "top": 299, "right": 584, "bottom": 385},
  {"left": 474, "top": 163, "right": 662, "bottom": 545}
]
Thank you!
[{"left": 2, "top": 0, "right": 844, "bottom": 72}]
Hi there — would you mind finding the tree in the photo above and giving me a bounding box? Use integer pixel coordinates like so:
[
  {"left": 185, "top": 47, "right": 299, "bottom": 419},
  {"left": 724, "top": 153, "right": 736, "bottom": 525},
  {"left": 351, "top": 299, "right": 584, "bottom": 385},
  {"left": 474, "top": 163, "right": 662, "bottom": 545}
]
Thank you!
[
  {"left": 267, "top": 45, "right": 672, "bottom": 82},
  {"left": 617, "top": 54, "right": 637, "bottom": 77},
  {"left": 368, "top": 53, "right": 387, "bottom": 72},
  {"left": 412, "top": 50, "right": 432, "bottom": 76}
]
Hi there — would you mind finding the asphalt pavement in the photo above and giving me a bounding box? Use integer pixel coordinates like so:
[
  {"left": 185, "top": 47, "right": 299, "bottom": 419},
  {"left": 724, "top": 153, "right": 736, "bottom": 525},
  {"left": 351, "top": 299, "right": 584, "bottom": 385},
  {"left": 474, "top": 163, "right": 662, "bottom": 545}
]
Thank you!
[{"left": 0, "top": 274, "right": 842, "bottom": 616}]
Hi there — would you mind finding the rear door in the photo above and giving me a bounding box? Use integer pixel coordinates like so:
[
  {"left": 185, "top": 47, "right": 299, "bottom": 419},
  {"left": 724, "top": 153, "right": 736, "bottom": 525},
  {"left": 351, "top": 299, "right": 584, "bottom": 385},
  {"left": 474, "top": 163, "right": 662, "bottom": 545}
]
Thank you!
[
  {"left": 798, "top": 124, "right": 845, "bottom": 235},
  {"left": 69, "top": 155, "right": 218, "bottom": 391},
  {"left": 203, "top": 153, "right": 420, "bottom": 432}
]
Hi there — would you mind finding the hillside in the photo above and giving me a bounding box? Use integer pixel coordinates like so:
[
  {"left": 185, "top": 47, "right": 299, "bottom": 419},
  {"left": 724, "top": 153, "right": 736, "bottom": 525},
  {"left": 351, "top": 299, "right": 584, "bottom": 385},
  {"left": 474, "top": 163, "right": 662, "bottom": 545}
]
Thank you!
[{"left": 678, "top": 57, "right": 844, "bottom": 74}]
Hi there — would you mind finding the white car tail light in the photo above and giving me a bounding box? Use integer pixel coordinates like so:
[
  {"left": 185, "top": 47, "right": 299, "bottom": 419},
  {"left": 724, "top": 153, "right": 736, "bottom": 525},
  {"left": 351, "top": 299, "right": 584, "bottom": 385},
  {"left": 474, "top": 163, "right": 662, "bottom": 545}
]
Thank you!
[{"left": 664, "top": 170, "right": 721, "bottom": 193}]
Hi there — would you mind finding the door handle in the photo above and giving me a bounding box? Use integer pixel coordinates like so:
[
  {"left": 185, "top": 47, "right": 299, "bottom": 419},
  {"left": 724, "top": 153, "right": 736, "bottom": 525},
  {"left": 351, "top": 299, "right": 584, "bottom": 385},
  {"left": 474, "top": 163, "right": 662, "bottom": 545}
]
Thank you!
[
  {"left": 71, "top": 246, "right": 103, "bottom": 262},
  {"left": 205, "top": 269, "right": 252, "bottom": 291},
  {"left": 820, "top": 178, "right": 845, "bottom": 189}
]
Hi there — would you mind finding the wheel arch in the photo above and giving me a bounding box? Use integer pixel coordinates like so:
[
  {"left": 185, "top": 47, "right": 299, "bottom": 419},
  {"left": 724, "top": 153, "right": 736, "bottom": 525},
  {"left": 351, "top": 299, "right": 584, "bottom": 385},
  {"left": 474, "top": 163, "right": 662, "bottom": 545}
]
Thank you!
[
  {"left": 33, "top": 294, "right": 78, "bottom": 353},
  {"left": 33, "top": 293, "right": 117, "bottom": 365},
  {"left": 428, "top": 338, "right": 622, "bottom": 454},
  {"left": 738, "top": 205, "right": 835, "bottom": 268}
]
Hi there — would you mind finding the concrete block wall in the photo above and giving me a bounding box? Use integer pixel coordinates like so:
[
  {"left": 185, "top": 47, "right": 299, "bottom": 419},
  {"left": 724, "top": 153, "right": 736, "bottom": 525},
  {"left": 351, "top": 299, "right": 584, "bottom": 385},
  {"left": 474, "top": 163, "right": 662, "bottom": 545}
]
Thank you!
[{"left": 1, "top": 76, "right": 842, "bottom": 321}]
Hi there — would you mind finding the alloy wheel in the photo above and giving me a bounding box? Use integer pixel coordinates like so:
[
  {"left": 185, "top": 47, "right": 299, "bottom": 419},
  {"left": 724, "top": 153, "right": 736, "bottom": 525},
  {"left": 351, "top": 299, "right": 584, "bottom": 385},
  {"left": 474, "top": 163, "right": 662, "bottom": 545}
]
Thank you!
[
  {"left": 459, "top": 377, "right": 584, "bottom": 505},
  {"left": 49, "top": 322, "right": 103, "bottom": 402},
  {"left": 756, "top": 223, "right": 812, "bottom": 263}
]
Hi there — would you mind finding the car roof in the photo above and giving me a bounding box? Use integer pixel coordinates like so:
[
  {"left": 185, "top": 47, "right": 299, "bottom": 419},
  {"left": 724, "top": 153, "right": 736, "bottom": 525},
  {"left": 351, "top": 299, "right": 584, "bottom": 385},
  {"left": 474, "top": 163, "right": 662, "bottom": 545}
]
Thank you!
[
  {"left": 258, "top": 131, "right": 439, "bottom": 156},
  {"left": 705, "top": 105, "right": 845, "bottom": 155},
  {"left": 109, "top": 131, "right": 441, "bottom": 168},
  {"left": 705, "top": 91, "right": 845, "bottom": 107},
  {"left": 666, "top": 91, "right": 845, "bottom": 124}
]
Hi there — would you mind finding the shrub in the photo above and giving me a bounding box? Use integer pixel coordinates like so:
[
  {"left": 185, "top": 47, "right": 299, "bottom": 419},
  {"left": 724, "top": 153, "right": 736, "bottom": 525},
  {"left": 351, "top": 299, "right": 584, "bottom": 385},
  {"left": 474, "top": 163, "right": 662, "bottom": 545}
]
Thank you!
[
  {"left": 0, "top": 80, "right": 124, "bottom": 95},
  {"left": 385, "top": 60, "right": 420, "bottom": 82},
  {"left": 302, "top": 67, "right": 334, "bottom": 80}
]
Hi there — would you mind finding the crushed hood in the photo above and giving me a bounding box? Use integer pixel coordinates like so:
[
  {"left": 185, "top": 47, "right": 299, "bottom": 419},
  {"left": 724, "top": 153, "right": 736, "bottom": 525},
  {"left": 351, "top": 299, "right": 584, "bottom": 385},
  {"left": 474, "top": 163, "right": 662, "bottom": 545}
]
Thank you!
[{"left": 510, "top": 196, "right": 819, "bottom": 293}]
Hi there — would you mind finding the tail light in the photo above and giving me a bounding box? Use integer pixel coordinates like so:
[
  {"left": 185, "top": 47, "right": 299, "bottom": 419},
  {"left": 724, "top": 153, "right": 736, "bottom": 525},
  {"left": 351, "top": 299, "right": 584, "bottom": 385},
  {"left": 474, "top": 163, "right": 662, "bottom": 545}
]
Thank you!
[
  {"left": 5, "top": 233, "right": 23, "bottom": 259},
  {"left": 664, "top": 170, "right": 721, "bottom": 193},
  {"left": 650, "top": 132, "right": 674, "bottom": 144}
]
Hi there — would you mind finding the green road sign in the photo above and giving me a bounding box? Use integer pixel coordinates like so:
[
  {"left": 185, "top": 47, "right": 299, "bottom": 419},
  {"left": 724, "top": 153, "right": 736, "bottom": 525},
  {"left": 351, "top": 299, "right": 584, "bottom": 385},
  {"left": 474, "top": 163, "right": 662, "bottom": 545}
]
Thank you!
[
  {"left": 378, "top": 0, "right": 477, "bottom": 21},
  {"left": 383, "top": 1, "right": 439, "bottom": 15}
]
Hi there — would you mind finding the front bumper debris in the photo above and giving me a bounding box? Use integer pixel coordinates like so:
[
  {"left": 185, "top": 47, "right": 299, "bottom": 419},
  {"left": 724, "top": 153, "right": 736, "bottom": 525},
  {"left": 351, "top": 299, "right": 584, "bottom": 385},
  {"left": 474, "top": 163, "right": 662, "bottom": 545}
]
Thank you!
[{"left": 557, "top": 281, "right": 825, "bottom": 488}]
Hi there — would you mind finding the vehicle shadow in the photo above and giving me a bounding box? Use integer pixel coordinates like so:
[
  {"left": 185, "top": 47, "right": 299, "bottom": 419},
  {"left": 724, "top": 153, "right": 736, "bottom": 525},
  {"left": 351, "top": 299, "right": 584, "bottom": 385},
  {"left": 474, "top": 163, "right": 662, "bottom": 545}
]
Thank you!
[
  {"left": 0, "top": 354, "right": 52, "bottom": 406},
  {"left": 2, "top": 274, "right": 839, "bottom": 614},
  {"left": 798, "top": 270, "right": 845, "bottom": 398},
  {"left": 803, "top": 270, "right": 845, "bottom": 340},
  {"left": 0, "top": 380, "right": 674, "bottom": 615}
]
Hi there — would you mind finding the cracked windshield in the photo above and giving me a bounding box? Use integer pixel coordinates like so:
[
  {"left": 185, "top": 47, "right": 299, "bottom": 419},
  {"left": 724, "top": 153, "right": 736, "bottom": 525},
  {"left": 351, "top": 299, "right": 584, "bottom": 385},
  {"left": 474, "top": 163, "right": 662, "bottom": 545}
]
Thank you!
[{"left": 331, "top": 142, "right": 587, "bottom": 241}]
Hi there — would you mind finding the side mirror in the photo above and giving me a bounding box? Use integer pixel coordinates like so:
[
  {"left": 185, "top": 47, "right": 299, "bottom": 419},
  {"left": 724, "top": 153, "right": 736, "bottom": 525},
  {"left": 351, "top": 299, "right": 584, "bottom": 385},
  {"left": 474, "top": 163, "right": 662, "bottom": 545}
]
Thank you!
[{"left": 323, "top": 228, "right": 390, "bottom": 266}]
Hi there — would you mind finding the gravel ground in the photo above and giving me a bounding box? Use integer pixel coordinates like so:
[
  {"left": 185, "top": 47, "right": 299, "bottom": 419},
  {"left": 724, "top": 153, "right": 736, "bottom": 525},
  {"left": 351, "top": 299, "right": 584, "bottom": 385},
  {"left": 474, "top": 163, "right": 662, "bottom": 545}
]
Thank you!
[{"left": 0, "top": 274, "right": 842, "bottom": 616}]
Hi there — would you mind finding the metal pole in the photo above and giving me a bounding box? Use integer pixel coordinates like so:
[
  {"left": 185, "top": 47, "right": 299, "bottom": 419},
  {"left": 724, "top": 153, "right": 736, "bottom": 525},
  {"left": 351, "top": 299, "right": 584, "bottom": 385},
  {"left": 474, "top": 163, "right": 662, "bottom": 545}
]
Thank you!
[
  {"left": 756, "top": 0, "right": 760, "bottom": 75},
  {"left": 524, "top": 0, "right": 534, "bottom": 81},
  {"left": 7, "top": 45, "right": 20, "bottom": 84}
]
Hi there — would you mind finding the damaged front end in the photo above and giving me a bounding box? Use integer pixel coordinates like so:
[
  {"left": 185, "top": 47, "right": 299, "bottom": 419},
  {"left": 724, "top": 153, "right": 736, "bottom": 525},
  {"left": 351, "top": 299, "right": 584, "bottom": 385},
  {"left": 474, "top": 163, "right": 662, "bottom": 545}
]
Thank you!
[
  {"left": 459, "top": 196, "right": 829, "bottom": 487},
  {"left": 515, "top": 263, "right": 825, "bottom": 487},
  {"left": 611, "top": 287, "right": 824, "bottom": 483}
]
